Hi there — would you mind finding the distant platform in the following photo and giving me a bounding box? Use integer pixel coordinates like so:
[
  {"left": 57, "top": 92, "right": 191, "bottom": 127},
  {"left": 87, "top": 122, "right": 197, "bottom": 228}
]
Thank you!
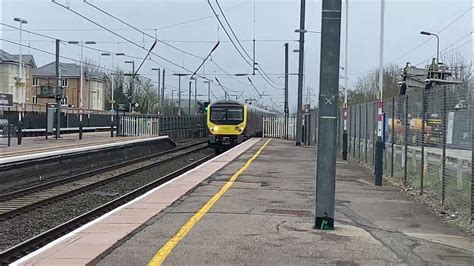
[{"left": 0, "top": 132, "right": 171, "bottom": 162}]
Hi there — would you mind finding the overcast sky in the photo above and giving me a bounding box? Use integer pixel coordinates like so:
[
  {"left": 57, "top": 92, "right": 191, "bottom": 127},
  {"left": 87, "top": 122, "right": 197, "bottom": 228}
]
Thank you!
[{"left": 1, "top": 0, "right": 472, "bottom": 111}]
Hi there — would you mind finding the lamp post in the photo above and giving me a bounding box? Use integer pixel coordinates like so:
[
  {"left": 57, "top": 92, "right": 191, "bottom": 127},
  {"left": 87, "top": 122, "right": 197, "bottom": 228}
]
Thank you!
[
  {"left": 124, "top": 60, "right": 135, "bottom": 112},
  {"left": 173, "top": 73, "right": 190, "bottom": 116},
  {"left": 294, "top": 24, "right": 321, "bottom": 146},
  {"left": 101, "top": 52, "right": 123, "bottom": 136},
  {"left": 420, "top": 31, "right": 440, "bottom": 62},
  {"left": 101, "top": 52, "right": 123, "bottom": 112},
  {"left": 342, "top": 0, "right": 349, "bottom": 160},
  {"left": 171, "top": 89, "right": 177, "bottom": 115},
  {"left": 203, "top": 80, "right": 211, "bottom": 102},
  {"left": 68, "top": 40, "right": 96, "bottom": 139},
  {"left": 14, "top": 17, "right": 27, "bottom": 129},
  {"left": 151, "top": 68, "right": 161, "bottom": 114}
]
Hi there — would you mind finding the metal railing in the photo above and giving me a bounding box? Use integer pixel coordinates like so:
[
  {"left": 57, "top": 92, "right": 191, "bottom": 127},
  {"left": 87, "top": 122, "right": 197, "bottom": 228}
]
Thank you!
[
  {"left": 263, "top": 117, "right": 297, "bottom": 140},
  {"left": 117, "top": 114, "right": 207, "bottom": 140},
  {"left": 119, "top": 116, "right": 159, "bottom": 137}
]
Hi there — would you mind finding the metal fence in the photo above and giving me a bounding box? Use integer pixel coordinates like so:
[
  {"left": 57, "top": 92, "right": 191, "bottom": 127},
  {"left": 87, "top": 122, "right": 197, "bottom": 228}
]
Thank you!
[
  {"left": 341, "top": 84, "right": 473, "bottom": 228},
  {"left": 118, "top": 114, "right": 207, "bottom": 140},
  {"left": 119, "top": 116, "right": 160, "bottom": 137},
  {"left": 262, "top": 117, "right": 297, "bottom": 140}
]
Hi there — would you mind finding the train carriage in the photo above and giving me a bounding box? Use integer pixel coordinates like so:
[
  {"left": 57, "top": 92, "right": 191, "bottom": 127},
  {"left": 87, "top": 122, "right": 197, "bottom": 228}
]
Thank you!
[{"left": 207, "top": 99, "right": 274, "bottom": 153}]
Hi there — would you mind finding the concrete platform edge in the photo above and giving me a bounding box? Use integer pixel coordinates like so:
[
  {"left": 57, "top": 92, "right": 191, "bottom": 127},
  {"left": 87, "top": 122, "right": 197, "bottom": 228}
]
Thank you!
[{"left": 11, "top": 138, "right": 261, "bottom": 266}]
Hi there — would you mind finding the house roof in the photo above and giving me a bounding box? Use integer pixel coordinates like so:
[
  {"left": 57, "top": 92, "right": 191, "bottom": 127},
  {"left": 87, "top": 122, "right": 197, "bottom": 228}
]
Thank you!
[
  {"left": 0, "top": 50, "right": 36, "bottom": 68},
  {"left": 34, "top": 62, "right": 105, "bottom": 80}
]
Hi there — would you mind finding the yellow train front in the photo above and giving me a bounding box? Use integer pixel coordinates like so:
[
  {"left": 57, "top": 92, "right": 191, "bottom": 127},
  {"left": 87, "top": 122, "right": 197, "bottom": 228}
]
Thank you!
[{"left": 207, "top": 99, "right": 272, "bottom": 153}]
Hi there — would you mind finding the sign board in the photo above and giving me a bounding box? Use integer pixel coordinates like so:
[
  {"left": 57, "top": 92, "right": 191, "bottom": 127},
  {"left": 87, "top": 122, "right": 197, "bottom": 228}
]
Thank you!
[
  {"left": 47, "top": 106, "right": 55, "bottom": 133},
  {"left": 446, "top": 112, "right": 454, "bottom": 144},
  {"left": 117, "top": 104, "right": 126, "bottom": 111},
  {"left": 0, "top": 93, "right": 13, "bottom": 107}
]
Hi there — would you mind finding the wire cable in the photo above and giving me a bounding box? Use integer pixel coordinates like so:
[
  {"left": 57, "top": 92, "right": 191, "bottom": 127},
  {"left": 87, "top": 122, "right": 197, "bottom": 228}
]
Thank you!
[
  {"left": 214, "top": 0, "right": 283, "bottom": 86},
  {"left": 215, "top": 0, "right": 253, "bottom": 61},
  {"left": 1, "top": 38, "right": 115, "bottom": 72},
  {"left": 52, "top": 0, "right": 207, "bottom": 79},
  {"left": 207, "top": 0, "right": 253, "bottom": 68},
  {"left": 83, "top": 0, "right": 205, "bottom": 61},
  {"left": 348, "top": 5, "right": 473, "bottom": 77}
]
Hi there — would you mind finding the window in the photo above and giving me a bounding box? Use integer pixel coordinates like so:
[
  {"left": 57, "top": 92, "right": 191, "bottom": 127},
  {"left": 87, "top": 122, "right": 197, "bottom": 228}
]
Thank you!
[
  {"left": 60, "top": 97, "right": 68, "bottom": 106},
  {"left": 32, "top": 96, "right": 38, "bottom": 104},
  {"left": 210, "top": 106, "right": 244, "bottom": 125},
  {"left": 33, "top": 78, "right": 38, "bottom": 86},
  {"left": 210, "top": 107, "right": 227, "bottom": 122},
  {"left": 61, "top": 78, "right": 68, "bottom": 87},
  {"left": 227, "top": 108, "right": 243, "bottom": 121}
]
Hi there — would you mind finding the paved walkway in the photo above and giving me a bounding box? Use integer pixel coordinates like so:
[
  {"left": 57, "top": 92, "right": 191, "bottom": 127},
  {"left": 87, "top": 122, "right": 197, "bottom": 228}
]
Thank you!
[
  {"left": 96, "top": 138, "right": 472, "bottom": 265},
  {"left": 0, "top": 132, "right": 147, "bottom": 158}
]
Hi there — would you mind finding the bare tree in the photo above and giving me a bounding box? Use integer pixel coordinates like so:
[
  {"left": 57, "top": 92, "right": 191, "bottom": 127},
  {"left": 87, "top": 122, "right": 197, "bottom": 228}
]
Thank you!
[
  {"left": 441, "top": 50, "right": 472, "bottom": 101},
  {"left": 347, "top": 64, "right": 400, "bottom": 105}
]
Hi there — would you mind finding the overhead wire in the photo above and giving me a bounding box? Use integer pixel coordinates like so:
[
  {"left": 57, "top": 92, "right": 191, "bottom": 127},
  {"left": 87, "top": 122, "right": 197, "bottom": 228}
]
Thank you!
[
  {"left": 1, "top": 22, "right": 157, "bottom": 70},
  {"left": 347, "top": 5, "right": 473, "bottom": 77},
  {"left": 207, "top": 0, "right": 253, "bottom": 68},
  {"left": 214, "top": 0, "right": 283, "bottom": 87},
  {"left": 215, "top": 0, "right": 253, "bottom": 62},
  {"left": 83, "top": 0, "right": 205, "bottom": 61},
  {"left": 52, "top": 0, "right": 207, "bottom": 79},
  {"left": 83, "top": 0, "right": 254, "bottom": 87},
  {"left": 1, "top": 38, "right": 115, "bottom": 72}
]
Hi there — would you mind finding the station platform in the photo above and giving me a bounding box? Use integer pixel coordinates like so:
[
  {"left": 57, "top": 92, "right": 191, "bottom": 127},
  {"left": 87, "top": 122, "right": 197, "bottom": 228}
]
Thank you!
[
  {"left": 0, "top": 132, "right": 172, "bottom": 163},
  {"left": 13, "top": 138, "right": 473, "bottom": 265},
  {"left": 0, "top": 132, "right": 149, "bottom": 159}
]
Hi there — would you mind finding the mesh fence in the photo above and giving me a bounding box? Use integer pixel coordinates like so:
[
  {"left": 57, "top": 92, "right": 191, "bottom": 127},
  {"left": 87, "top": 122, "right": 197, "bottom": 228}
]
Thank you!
[{"left": 341, "top": 84, "right": 472, "bottom": 228}]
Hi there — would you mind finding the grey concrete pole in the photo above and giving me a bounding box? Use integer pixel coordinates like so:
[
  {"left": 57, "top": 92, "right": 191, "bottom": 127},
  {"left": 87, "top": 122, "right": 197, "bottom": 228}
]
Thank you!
[
  {"left": 188, "top": 80, "right": 192, "bottom": 116},
  {"left": 178, "top": 76, "right": 182, "bottom": 116},
  {"left": 194, "top": 78, "right": 197, "bottom": 115},
  {"left": 374, "top": 0, "right": 385, "bottom": 186},
  {"left": 314, "top": 0, "right": 342, "bottom": 231},
  {"left": 284, "top": 43, "right": 289, "bottom": 140},
  {"left": 131, "top": 61, "right": 135, "bottom": 112},
  {"left": 342, "top": 0, "right": 349, "bottom": 160},
  {"left": 161, "top": 69, "right": 165, "bottom": 114},
  {"left": 296, "top": 0, "right": 306, "bottom": 146},
  {"left": 207, "top": 82, "right": 211, "bottom": 102},
  {"left": 157, "top": 68, "right": 161, "bottom": 114},
  {"left": 55, "top": 39, "right": 61, "bottom": 139}
]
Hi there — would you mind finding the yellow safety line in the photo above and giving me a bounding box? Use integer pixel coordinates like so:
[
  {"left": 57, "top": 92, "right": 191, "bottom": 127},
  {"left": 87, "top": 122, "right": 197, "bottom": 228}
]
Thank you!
[{"left": 148, "top": 138, "right": 272, "bottom": 266}]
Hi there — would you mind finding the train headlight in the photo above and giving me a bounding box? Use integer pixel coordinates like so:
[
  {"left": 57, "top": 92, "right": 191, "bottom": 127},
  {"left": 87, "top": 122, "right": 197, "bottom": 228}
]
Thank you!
[{"left": 210, "top": 126, "right": 215, "bottom": 133}]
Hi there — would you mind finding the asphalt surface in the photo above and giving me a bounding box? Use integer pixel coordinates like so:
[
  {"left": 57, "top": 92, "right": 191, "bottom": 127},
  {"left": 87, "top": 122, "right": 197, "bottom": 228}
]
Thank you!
[{"left": 98, "top": 139, "right": 472, "bottom": 265}]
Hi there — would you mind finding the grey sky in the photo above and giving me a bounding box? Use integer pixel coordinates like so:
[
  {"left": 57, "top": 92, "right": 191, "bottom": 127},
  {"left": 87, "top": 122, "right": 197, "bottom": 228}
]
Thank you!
[{"left": 1, "top": 0, "right": 472, "bottom": 111}]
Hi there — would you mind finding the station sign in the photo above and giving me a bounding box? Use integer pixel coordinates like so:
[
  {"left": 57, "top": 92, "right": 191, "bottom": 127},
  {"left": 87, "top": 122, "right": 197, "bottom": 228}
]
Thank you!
[{"left": 0, "top": 93, "right": 13, "bottom": 107}]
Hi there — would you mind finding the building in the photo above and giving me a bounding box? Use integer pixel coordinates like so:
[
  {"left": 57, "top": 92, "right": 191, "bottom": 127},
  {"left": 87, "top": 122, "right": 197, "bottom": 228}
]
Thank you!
[
  {"left": 0, "top": 50, "right": 36, "bottom": 104},
  {"left": 33, "top": 62, "right": 107, "bottom": 110}
]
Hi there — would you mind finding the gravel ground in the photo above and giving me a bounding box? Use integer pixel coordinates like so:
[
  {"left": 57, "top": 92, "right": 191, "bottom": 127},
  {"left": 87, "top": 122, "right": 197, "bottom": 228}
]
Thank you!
[{"left": 0, "top": 149, "right": 213, "bottom": 252}]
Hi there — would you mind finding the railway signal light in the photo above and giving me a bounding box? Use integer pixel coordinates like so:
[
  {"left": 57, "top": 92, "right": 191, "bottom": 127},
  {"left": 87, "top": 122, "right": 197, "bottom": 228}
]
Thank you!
[{"left": 198, "top": 101, "right": 210, "bottom": 113}]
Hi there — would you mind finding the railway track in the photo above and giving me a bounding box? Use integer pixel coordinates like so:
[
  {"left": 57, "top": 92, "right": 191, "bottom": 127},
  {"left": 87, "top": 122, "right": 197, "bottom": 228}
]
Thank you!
[
  {"left": 0, "top": 141, "right": 208, "bottom": 220},
  {"left": 0, "top": 152, "right": 214, "bottom": 264}
]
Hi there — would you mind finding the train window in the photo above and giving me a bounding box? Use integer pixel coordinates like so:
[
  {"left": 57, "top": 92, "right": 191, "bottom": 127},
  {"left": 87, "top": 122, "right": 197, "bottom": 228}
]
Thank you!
[
  {"left": 211, "top": 108, "right": 227, "bottom": 121},
  {"left": 227, "top": 108, "right": 243, "bottom": 121},
  {"left": 210, "top": 106, "right": 244, "bottom": 124}
]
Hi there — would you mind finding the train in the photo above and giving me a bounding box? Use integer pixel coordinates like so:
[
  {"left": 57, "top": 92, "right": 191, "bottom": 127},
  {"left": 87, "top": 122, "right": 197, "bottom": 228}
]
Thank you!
[{"left": 206, "top": 99, "right": 274, "bottom": 153}]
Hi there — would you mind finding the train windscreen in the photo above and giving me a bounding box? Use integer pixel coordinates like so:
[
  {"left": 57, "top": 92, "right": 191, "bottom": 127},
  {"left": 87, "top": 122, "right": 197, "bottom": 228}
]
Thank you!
[{"left": 210, "top": 106, "right": 243, "bottom": 125}]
